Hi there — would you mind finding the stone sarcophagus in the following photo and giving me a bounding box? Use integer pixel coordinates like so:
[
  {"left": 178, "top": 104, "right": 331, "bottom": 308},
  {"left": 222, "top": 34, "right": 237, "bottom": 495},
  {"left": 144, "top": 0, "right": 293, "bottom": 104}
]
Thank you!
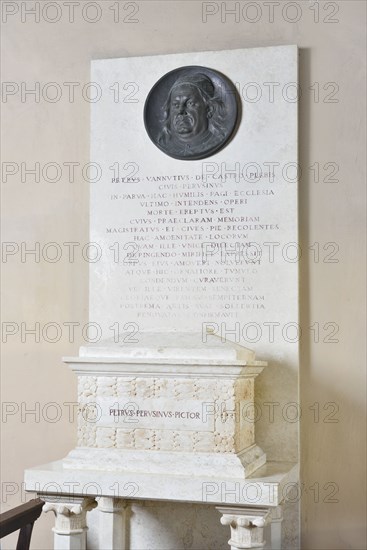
[{"left": 63, "top": 331, "right": 267, "bottom": 478}]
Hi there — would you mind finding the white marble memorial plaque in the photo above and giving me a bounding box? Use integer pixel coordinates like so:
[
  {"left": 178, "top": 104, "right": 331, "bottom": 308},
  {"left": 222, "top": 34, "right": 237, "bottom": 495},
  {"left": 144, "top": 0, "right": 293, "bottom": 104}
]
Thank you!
[{"left": 90, "top": 46, "right": 299, "bottom": 462}]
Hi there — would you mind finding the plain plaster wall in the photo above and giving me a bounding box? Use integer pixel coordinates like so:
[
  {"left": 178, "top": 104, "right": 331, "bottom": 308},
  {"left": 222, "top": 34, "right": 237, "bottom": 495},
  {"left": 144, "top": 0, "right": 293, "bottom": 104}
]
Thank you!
[{"left": 1, "top": 1, "right": 366, "bottom": 549}]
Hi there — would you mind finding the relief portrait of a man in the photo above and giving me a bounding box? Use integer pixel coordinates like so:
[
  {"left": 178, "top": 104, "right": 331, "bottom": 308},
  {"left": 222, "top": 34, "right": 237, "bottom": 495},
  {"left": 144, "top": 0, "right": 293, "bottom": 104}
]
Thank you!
[
  {"left": 144, "top": 67, "right": 239, "bottom": 160},
  {"left": 157, "top": 73, "right": 226, "bottom": 158}
]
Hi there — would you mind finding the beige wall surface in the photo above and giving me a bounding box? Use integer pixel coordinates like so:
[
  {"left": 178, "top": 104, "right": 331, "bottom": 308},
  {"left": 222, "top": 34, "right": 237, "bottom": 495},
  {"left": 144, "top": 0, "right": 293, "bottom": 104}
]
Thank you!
[{"left": 1, "top": 1, "right": 366, "bottom": 549}]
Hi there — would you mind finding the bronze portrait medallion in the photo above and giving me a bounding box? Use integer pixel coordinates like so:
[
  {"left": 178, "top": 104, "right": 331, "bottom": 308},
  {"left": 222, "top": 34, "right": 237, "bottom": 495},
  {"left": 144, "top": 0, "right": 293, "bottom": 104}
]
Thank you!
[{"left": 144, "top": 66, "right": 240, "bottom": 161}]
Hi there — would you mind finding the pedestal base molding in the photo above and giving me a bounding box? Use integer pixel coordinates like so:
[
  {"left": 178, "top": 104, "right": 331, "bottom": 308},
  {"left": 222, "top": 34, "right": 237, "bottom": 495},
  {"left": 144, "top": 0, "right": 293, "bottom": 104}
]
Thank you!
[{"left": 63, "top": 445, "right": 266, "bottom": 479}]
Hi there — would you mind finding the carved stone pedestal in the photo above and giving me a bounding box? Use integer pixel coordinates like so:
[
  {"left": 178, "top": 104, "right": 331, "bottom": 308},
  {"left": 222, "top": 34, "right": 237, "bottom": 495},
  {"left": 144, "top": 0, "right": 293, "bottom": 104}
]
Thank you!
[
  {"left": 26, "top": 460, "right": 296, "bottom": 549},
  {"left": 63, "top": 331, "right": 267, "bottom": 480},
  {"left": 25, "top": 331, "right": 297, "bottom": 549},
  {"left": 39, "top": 493, "right": 287, "bottom": 550}
]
